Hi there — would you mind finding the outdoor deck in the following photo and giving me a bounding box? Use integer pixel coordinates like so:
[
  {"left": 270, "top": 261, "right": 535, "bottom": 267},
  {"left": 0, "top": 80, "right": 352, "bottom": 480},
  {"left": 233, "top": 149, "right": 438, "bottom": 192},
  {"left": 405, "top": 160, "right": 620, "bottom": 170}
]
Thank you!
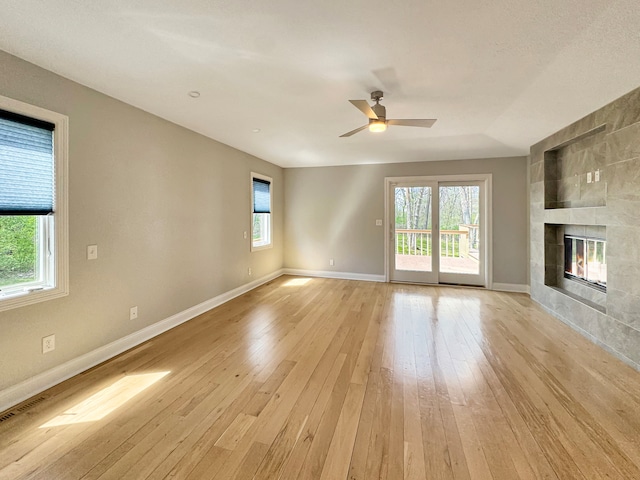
[{"left": 396, "top": 254, "right": 479, "bottom": 275}]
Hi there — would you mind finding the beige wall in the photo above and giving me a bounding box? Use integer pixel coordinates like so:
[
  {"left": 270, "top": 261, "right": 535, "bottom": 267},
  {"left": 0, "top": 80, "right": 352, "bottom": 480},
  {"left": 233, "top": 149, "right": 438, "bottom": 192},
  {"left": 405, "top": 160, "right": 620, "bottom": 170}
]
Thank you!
[
  {"left": 284, "top": 157, "right": 528, "bottom": 286},
  {"left": 0, "top": 51, "right": 284, "bottom": 391}
]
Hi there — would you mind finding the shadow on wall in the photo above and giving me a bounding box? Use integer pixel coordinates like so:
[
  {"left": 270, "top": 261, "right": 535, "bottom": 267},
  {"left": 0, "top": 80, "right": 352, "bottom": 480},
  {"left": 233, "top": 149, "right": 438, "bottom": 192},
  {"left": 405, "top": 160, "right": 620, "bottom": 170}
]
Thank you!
[{"left": 328, "top": 168, "right": 379, "bottom": 245}]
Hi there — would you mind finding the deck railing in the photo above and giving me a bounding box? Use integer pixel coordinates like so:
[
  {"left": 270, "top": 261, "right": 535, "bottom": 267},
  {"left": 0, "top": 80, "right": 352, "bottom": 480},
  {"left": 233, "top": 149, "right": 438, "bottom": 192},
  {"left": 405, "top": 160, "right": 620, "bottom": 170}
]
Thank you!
[{"left": 395, "top": 226, "right": 478, "bottom": 258}]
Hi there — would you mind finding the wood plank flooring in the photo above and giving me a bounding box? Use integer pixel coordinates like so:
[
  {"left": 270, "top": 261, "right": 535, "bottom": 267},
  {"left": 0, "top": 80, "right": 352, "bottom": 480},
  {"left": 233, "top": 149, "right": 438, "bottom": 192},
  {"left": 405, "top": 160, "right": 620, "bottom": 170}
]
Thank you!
[{"left": 2, "top": 276, "right": 640, "bottom": 479}]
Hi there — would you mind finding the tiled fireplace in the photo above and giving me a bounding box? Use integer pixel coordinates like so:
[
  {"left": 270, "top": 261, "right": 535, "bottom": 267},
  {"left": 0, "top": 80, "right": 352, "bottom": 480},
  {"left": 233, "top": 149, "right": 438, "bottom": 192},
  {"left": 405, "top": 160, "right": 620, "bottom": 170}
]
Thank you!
[{"left": 530, "top": 86, "right": 640, "bottom": 370}]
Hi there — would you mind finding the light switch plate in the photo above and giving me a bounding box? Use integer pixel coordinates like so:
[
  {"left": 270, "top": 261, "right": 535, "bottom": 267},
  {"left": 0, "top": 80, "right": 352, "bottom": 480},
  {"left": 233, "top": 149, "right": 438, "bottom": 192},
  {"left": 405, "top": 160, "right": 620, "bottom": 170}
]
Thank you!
[{"left": 87, "top": 244, "right": 98, "bottom": 260}]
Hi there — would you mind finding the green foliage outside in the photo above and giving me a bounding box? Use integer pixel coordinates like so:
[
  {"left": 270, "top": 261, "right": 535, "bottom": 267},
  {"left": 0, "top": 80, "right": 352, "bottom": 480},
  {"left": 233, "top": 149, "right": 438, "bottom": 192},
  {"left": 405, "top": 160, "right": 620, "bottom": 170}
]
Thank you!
[
  {"left": 395, "top": 185, "right": 478, "bottom": 258},
  {"left": 394, "top": 186, "right": 479, "bottom": 231},
  {"left": 0, "top": 216, "right": 37, "bottom": 287}
]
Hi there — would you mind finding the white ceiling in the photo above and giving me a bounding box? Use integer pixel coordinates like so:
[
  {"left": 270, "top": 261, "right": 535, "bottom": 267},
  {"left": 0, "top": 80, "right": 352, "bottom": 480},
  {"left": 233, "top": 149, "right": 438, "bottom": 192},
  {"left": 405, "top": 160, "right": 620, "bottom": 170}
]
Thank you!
[{"left": 1, "top": 1, "right": 639, "bottom": 168}]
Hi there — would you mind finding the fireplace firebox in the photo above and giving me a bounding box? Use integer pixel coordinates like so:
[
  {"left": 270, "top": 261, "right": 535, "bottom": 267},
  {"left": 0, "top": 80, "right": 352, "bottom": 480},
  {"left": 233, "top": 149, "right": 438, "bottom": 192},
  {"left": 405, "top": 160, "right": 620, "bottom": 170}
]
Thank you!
[{"left": 564, "top": 235, "right": 606, "bottom": 291}]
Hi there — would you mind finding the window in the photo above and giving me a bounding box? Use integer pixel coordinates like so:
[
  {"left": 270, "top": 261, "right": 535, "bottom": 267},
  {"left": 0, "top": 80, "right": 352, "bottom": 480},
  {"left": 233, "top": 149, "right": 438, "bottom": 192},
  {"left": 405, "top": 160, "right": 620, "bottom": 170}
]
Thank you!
[
  {"left": 251, "top": 173, "right": 272, "bottom": 250},
  {"left": 0, "top": 95, "right": 68, "bottom": 311}
]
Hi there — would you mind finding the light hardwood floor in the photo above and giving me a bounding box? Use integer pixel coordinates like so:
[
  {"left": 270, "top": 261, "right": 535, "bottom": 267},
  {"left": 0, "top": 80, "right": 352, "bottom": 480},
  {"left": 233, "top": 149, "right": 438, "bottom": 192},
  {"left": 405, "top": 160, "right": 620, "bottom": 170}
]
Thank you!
[{"left": 2, "top": 276, "right": 640, "bottom": 479}]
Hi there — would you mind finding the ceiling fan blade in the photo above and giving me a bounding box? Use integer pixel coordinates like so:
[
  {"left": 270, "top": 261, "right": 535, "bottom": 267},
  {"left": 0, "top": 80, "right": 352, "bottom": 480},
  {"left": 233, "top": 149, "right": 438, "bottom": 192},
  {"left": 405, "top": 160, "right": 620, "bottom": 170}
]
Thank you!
[
  {"left": 387, "top": 119, "right": 437, "bottom": 128},
  {"left": 349, "top": 100, "right": 378, "bottom": 119},
  {"left": 339, "top": 125, "right": 369, "bottom": 137}
]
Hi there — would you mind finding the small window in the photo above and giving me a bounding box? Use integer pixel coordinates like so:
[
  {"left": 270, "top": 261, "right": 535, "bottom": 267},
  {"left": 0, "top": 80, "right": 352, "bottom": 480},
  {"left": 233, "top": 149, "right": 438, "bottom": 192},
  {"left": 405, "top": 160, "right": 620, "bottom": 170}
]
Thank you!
[
  {"left": 251, "top": 173, "right": 272, "bottom": 250},
  {"left": 0, "top": 96, "right": 68, "bottom": 311}
]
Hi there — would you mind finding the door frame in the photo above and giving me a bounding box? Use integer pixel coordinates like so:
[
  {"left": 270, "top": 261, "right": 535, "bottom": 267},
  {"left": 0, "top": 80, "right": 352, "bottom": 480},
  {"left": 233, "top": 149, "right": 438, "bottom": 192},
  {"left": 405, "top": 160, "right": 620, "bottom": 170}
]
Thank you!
[{"left": 384, "top": 174, "right": 493, "bottom": 288}]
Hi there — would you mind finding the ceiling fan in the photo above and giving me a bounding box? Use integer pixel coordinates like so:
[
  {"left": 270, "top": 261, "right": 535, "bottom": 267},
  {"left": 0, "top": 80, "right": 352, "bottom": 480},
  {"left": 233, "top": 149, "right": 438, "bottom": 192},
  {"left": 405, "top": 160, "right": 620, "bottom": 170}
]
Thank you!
[{"left": 339, "top": 90, "right": 437, "bottom": 137}]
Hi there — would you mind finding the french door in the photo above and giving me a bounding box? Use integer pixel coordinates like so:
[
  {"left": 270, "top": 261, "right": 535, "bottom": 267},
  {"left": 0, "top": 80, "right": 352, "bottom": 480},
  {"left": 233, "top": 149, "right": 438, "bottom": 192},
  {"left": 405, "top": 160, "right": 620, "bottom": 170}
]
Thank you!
[{"left": 387, "top": 176, "right": 489, "bottom": 287}]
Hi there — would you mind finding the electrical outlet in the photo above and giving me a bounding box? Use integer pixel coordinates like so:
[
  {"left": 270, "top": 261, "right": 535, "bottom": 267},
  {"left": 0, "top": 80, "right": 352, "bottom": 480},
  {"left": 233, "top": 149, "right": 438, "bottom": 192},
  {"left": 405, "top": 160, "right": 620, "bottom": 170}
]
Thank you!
[
  {"left": 248, "top": 267, "right": 252, "bottom": 276},
  {"left": 587, "top": 172, "right": 592, "bottom": 184},
  {"left": 87, "top": 244, "right": 98, "bottom": 260},
  {"left": 243, "top": 231, "right": 247, "bottom": 239},
  {"left": 375, "top": 219, "right": 383, "bottom": 226},
  {"left": 42, "top": 334, "right": 55, "bottom": 354},
  {"left": 129, "top": 306, "right": 138, "bottom": 320},
  {"left": 329, "top": 259, "right": 335, "bottom": 266}
]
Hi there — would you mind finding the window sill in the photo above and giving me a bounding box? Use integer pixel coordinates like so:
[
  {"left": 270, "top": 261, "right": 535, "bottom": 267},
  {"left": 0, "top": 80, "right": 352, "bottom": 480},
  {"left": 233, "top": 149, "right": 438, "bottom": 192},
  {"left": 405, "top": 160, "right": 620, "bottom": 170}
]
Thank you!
[
  {"left": 251, "top": 243, "right": 273, "bottom": 252},
  {"left": 0, "top": 286, "right": 68, "bottom": 312}
]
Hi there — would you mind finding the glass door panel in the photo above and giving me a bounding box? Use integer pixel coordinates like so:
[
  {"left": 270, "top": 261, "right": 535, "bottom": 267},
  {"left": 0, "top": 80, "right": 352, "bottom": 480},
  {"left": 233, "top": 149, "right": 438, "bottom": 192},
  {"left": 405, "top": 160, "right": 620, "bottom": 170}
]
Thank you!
[
  {"left": 389, "top": 182, "right": 438, "bottom": 284},
  {"left": 438, "top": 182, "right": 484, "bottom": 286},
  {"left": 439, "top": 185, "right": 480, "bottom": 275}
]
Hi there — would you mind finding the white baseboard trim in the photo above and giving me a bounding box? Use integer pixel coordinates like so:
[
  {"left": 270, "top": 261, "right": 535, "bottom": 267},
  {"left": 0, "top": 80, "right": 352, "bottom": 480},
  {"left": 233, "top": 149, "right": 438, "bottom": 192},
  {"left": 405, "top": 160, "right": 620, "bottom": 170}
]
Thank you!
[
  {"left": 0, "top": 269, "right": 285, "bottom": 413},
  {"left": 492, "top": 283, "right": 530, "bottom": 294},
  {"left": 283, "top": 268, "right": 386, "bottom": 283},
  {"left": 282, "top": 270, "right": 528, "bottom": 293}
]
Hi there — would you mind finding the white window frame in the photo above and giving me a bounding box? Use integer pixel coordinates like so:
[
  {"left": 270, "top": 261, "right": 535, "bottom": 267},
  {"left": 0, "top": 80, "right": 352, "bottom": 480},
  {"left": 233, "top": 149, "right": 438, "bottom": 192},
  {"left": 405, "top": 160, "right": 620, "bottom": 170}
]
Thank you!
[
  {"left": 0, "top": 95, "right": 69, "bottom": 312},
  {"left": 251, "top": 172, "right": 272, "bottom": 251}
]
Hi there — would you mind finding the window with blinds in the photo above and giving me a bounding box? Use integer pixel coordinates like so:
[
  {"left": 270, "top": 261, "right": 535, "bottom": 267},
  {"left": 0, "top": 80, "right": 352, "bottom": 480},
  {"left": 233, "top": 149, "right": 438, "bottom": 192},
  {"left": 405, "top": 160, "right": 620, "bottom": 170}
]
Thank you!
[
  {"left": 251, "top": 174, "right": 272, "bottom": 250},
  {"left": 0, "top": 97, "right": 68, "bottom": 311}
]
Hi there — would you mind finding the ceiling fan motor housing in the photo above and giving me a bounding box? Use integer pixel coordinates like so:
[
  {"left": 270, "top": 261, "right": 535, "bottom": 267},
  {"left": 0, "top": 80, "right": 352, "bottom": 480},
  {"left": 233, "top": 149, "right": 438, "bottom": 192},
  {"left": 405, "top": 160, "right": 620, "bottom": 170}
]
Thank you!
[{"left": 370, "top": 90, "right": 384, "bottom": 101}]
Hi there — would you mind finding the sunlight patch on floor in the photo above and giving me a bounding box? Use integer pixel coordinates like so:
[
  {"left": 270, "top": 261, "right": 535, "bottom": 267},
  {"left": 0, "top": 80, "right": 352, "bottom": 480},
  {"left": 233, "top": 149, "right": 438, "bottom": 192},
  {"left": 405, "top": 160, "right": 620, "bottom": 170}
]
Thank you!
[
  {"left": 284, "top": 278, "right": 311, "bottom": 286},
  {"left": 40, "top": 371, "right": 170, "bottom": 428}
]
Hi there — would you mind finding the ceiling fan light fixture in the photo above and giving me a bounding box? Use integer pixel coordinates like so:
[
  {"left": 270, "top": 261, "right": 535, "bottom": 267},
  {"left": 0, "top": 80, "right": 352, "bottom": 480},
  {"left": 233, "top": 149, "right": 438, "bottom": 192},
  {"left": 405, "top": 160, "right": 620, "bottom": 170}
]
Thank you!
[
  {"left": 369, "top": 121, "right": 387, "bottom": 133},
  {"left": 339, "top": 91, "right": 437, "bottom": 137}
]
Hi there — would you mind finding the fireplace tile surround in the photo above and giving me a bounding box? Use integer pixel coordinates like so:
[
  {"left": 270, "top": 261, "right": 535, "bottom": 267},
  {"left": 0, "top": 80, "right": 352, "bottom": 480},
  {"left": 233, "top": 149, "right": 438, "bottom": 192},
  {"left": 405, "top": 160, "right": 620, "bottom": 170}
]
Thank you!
[{"left": 530, "top": 86, "right": 640, "bottom": 370}]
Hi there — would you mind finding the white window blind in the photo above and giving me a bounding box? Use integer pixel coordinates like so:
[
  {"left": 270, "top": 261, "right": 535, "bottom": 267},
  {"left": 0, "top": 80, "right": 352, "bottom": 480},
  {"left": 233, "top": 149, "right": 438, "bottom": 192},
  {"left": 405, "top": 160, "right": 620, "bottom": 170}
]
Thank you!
[
  {"left": 0, "top": 109, "right": 55, "bottom": 215},
  {"left": 252, "top": 178, "right": 271, "bottom": 214}
]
